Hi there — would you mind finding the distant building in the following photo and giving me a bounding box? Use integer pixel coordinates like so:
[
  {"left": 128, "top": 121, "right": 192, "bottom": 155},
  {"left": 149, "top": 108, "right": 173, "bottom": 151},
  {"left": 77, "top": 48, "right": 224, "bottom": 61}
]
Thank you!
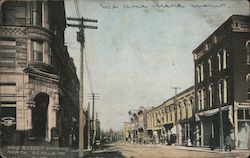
[
  {"left": 128, "top": 106, "right": 149, "bottom": 144},
  {"left": 192, "top": 15, "right": 250, "bottom": 149},
  {"left": 0, "top": 1, "right": 80, "bottom": 147},
  {"left": 123, "top": 122, "right": 130, "bottom": 142},
  {"left": 146, "top": 86, "right": 194, "bottom": 145}
]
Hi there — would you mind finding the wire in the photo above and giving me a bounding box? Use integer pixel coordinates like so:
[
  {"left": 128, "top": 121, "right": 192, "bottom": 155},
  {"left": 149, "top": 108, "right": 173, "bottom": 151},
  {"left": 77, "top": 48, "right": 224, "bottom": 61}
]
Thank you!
[
  {"left": 73, "top": 0, "right": 94, "bottom": 94},
  {"left": 85, "top": 42, "right": 94, "bottom": 94}
]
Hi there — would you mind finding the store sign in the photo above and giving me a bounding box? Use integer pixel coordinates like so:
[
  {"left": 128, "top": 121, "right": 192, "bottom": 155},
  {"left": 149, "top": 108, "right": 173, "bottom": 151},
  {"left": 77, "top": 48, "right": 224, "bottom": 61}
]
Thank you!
[{"left": 1, "top": 117, "right": 16, "bottom": 127}]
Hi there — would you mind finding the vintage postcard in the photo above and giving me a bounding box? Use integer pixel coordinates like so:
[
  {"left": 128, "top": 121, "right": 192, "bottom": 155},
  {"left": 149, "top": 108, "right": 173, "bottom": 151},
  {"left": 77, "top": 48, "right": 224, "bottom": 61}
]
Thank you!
[{"left": 0, "top": 0, "right": 249, "bottom": 157}]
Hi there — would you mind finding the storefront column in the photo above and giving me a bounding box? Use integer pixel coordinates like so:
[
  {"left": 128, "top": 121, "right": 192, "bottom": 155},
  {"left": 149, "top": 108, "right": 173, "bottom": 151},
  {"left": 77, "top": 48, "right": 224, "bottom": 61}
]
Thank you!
[
  {"left": 234, "top": 102, "right": 239, "bottom": 149},
  {"left": 201, "top": 121, "right": 204, "bottom": 146},
  {"left": 47, "top": 93, "right": 59, "bottom": 142},
  {"left": 26, "top": 100, "right": 35, "bottom": 130}
]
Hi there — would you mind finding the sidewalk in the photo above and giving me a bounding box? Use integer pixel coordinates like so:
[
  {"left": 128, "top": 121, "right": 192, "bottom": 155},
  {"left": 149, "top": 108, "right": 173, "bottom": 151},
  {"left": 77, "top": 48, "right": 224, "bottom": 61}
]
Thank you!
[
  {"left": 69, "top": 149, "right": 92, "bottom": 158},
  {"left": 171, "top": 145, "right": 250, "bottom": 154},
  {"left": 131, "top": 143, "right": 250, "bottom": 154}
]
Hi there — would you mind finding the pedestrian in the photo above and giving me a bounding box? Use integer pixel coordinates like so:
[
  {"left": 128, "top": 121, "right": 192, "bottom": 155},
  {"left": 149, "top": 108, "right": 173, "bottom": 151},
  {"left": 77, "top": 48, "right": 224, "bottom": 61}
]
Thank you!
[{"left": 225, "top": 135, "right": 233, "bottom": 152}]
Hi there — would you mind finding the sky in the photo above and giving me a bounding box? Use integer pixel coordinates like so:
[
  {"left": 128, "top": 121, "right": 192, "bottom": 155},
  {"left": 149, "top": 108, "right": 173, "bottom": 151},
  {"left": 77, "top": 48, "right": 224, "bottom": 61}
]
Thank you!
[{"left": 64, "top": 0, "right": 249, "bottom": 131}]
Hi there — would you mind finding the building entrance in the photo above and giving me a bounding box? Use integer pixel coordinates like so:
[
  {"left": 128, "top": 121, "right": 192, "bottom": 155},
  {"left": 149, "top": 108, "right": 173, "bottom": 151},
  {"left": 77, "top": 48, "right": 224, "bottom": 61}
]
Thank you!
[{"left": 32, "top": 93, "right": 49, "bottom": 139}]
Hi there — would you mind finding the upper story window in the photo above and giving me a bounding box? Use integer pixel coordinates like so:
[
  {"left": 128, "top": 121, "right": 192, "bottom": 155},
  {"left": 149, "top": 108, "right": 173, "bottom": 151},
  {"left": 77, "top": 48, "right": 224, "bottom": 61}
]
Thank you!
[
  {"left": 196, "top": 66, "right": 200, "bottom": 83},
  {"left": 223, "top": 79, "right": 228, "bottom": 103},
  {"left": 32, "top": 1, "right": 42, "bottom": 26},
  {"left": 209, "top": 84, "right": 213, "bottom": 107},
  {"left": 196, "top": 63, "right": 204, "bottom": 83},
  {"left": 0, "top": 40, "right": 16, "bottom": 68},
  {"left": 217, "top": 53, "right": 221, "bottom": 71},
  {"left": 0, "top": 1, "right": 26, "bottom": 26},
  {"left": 218, "top": 83, "right": 222, "bottom": 104},
  {"left": 200, "top": 63, "right": 204, "bottom": 81},
  {"left": 208, "top": 58, "right": 212, "bottom": 77},
  {"left": 32, "top": 41, "right": 43, "bottom": 62},
  {"left": 223, "top": 49, "right": 227, "bottom": 69},
  {"left": 246, "top": 41, "right": 250, "bottom": 65},
  {"left": 198, "top": 90, "right": 201, "bottom": 110}
]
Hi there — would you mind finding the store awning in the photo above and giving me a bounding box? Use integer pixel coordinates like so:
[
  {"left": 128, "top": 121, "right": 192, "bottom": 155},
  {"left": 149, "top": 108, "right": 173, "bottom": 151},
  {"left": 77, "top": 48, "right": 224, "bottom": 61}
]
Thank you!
[{"left": 195, "top": 105, "right": 233, "bottom": 122}]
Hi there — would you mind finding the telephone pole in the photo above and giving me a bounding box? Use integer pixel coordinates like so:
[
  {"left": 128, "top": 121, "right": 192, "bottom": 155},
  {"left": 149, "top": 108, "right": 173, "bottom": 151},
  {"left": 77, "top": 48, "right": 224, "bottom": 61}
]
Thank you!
[
  {"left": 67, "top": 17, "right": 97, "bottom": 157},
  {"left": 88, "top": 93, "right": 99, "bottom": 150},
  {"left": 172, "top": 87, "right": 181, "bottom": 146}
]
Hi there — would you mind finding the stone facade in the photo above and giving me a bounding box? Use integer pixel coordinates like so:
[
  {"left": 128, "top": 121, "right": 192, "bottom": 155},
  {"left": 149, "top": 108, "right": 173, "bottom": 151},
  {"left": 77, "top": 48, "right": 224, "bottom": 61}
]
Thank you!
[{"left": 0, "top": 0, "right": 79, "bottom": 147}]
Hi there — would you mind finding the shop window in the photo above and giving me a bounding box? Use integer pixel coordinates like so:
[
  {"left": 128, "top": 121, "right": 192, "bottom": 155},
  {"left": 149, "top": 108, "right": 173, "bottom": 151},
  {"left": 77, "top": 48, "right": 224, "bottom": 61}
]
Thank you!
[
  {"left": 246, "top": 110, "right": 250, "bottom": 120},
  {"left": 32, "top": 41, "right": 43, "bottom": 62},
  {"left": 238, "top": 110, "right": 244, "bottom": 120},
  {"left": 0, "top": 1, "right": 26, "bottom": 26}
]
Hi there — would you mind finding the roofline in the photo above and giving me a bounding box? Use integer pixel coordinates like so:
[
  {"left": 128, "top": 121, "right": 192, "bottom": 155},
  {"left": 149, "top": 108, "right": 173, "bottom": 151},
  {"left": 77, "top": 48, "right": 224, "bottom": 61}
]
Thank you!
[{"left": 192, "top": 15, "right": 250, "bottom": 55}]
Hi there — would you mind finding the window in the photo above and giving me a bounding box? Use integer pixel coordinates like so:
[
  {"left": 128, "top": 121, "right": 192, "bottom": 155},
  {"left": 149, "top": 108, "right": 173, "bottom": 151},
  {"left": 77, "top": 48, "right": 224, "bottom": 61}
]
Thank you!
[
  {"left": 217, "top": 53, "right": 221, "bottom": 71},
  {"left": 32, "top": 1, "right": 42, "bottom": 26},
  {"left": 246, "top": 110, "right": 250, "bottom": 120},
  {"left": 0, "top": 40, "right": 16, "bottom": 68},
  {"left": 223, "top": 79, "right": 228, "bottom": 103},
  {"left": 218, "top": 83, "right": 222, "bottom": 104},
  {"left": 246, "top": 41, "right": 250, "bottom": 65},
  {"left": 238, "top": 109, "right": 250, "bottom": 120},
  {"left": 196, "top": 66, "right": 200, "bottom": 83},
  {"left": 213, "top": 36, "right": 217, "bottom": 44},
  {"left": 198, "top": 90, "right": 202, "bottom": 110},
  {"left": 209, "top": 84, "right": 213, "bottom": 107},
  {"left": 200, "top": 64, "right": 204, "bottom": 81},
  {"left": 1, "top": 2, "right": 26, "bottom": 26},
  {"left": 196, "top": 64, "right": 204, "bottom": 82},
  {"left": 208, "top": 58, "right": 212, "bottom": 77},
  {"left": 223, "top": 49, "right": 227, "bottom": 69},
  {"left": 32, "top": 41, "right": 43, "bottom": 62},
  {"left": 201, "top": 88, "right": 205, "bottom": 109}
]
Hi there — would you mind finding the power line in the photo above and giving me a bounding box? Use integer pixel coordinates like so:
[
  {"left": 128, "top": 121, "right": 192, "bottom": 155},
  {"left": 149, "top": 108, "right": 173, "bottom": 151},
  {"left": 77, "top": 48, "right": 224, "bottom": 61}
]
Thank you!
[
  {"left": 85, "top": 42, "right": 94, "bottom": 94},
  {"left": 73, "top": 0, "right": 95, "bottom": 94}
]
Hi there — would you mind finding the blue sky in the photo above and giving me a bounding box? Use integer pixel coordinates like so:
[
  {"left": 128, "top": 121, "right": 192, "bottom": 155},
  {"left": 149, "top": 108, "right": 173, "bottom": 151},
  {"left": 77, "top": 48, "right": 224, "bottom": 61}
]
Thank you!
[{"left": 64, "top": 0, "right": 249, "bottom": 130}]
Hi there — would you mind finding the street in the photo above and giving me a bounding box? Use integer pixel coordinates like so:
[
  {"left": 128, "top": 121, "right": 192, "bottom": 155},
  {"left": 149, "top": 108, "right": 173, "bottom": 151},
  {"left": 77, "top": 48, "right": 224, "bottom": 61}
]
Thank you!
[{"left": 84, "top": 143, "right": 250, "bottom": 158}]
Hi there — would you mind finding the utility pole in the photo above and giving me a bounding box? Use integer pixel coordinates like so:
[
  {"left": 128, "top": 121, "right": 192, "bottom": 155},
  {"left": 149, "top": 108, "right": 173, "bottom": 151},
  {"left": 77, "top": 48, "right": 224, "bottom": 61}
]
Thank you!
[
  {"left": 88, "top": 93, "right": 99, "bottom": 150},
  {"left": 67, "top": 17, "right": 97, "bottom": 157},
  {"left": 172, "top": 87, "right": 181, "bottom": 146},
  {"left": 87, "top": 102, "right": 91, "bottom": 150},
  {"left": 218, "top": 81, "right": 224, "bottom": 151}
]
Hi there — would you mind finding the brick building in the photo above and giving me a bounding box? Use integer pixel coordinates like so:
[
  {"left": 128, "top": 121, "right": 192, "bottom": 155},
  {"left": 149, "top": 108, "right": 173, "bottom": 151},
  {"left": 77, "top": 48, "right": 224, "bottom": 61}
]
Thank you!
[{"left": 193, "top": 15, "right": 250, "bottom": 149}]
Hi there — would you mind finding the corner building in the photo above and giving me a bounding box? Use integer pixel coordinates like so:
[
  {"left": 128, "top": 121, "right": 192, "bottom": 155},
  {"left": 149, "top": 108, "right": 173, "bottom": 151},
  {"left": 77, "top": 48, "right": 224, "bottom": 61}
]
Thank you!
[
  {"left": 0, "top": 0, "right": 80, "bottom": 147},
  {"left": 193, "top": 15, "right": 250, "bottom": 149}
]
